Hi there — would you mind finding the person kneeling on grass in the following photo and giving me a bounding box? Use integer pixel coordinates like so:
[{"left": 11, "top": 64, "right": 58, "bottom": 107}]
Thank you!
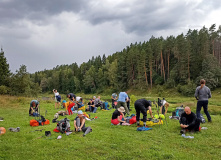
[
  {"left": 111, "top": 107, "right": 127, "bottom": 125},
  {"left": 29, "top": 100, "right": 39, "bottom": 116},
  {"left": 74, "top": 110, "right": 92, "bottom": 137},
  {"left": 180, "top": 107, "right": 201, "bottom": 134},
  {"left": 135, "top": 99, "right": 154, "bottom": 127}
]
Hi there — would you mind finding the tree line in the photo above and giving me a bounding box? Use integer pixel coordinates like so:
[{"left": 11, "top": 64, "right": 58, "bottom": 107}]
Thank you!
[{"left": 1, "top": 24, "right": 221, "bottom": 96}]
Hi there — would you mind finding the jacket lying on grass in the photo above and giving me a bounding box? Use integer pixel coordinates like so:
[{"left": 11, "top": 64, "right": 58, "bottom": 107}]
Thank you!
[{"left": 137, "top": 126, "right": 152, "bottom": 131}]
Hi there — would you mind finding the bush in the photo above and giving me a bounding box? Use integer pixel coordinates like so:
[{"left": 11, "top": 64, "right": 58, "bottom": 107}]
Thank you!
[
  {"left": 0, "top": 85, "right": 9, "bottom": 94},
  {"left": 177, "top": 81, "right": 196, "bottom": 96},
  {"left": 130, "top": 95, "right": 137, "bottom": 106}
]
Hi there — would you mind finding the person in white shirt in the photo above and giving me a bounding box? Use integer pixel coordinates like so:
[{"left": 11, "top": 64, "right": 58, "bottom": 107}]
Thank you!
[{"left": 53, "top": 89, "right": 61, "bottom": 109}]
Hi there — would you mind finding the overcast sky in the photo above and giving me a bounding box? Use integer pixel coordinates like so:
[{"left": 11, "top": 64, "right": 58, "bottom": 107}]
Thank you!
[{"left": 0, "top": 0, "right": 221, "bottom": 73}]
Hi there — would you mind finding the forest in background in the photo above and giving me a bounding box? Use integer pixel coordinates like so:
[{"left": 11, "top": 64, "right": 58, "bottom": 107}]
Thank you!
[{"left": 0, "top": 24, "right": 221, "bottom": 96}]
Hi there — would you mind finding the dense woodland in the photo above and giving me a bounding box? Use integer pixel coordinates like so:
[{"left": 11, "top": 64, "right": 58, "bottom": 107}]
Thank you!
[{"left": 1, "top": 24, "right": 221, "bottom": 96}]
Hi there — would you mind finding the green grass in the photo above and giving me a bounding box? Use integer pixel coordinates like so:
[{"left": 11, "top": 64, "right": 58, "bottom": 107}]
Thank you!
[{"left": 0, "top": 92, "right": 221, "bottom": 160}]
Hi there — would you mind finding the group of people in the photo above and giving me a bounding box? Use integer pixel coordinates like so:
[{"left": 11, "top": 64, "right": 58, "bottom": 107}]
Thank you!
[
  {"left": 111, "top": 79, "right": 212, "bottom": 134},
  {"left": 29, "top": 79, "right": 212, "bottom": 135}
]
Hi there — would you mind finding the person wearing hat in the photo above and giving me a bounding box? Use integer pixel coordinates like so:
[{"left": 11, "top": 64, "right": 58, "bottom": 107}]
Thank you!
[
  {"left": 74, "top": 110, "right": 92, "bottom": 137},
  {"left": 111, "top": 107, "right": 127, "bottom": 125},
  {"left": 135, "top": 99, "right": 154, "bottom": 127}
]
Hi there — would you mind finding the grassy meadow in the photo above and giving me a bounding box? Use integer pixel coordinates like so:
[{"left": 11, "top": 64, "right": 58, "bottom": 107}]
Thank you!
[{"left": 0, "top": 89, "right": 221, "bottom": 160}]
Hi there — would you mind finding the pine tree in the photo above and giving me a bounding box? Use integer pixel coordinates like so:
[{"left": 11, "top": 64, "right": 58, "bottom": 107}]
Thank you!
[{"left": 0, "top": 47, "right": 10, "bottom": 86}]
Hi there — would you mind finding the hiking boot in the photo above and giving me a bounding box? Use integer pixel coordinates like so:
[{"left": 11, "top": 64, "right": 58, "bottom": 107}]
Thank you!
[{"left": 180, "top": 129, "right": 186, "bottom": 134}]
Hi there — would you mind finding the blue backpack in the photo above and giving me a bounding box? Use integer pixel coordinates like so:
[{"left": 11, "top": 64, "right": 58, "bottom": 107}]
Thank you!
[{"left": 103, "top": 102, "right": 109, "bottom": 110}]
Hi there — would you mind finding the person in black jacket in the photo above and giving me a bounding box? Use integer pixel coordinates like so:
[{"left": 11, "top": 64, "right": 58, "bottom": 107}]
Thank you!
[
  {"left": 180, "top": 107, "right": 200, "bottom": 134},
  {"left": 135, "top": 99, "right": 154, "bottom": 127}
]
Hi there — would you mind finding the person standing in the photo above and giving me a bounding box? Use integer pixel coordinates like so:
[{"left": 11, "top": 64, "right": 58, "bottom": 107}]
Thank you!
[
  {"left": 134, "top": 99, "right": 154, "bottom": 127},
  {"left": 111, "top": 93, "right": 117, "bottom": 109},
  {"left": 117, "top": 92, "right": 130, "bottom": 115},
  {"left": 53, "top": 89, "right": 61, "bottom": 109},
  {"left": 195, "top": 79, "right": 212, "bottom": 122}
]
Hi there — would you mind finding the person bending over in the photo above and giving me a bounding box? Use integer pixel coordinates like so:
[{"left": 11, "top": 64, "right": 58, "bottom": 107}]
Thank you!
[
  {"left": 29, "top": 100, "right": 39, "bottom": 116},
  {"left": 74, "top": 110, "right": 92, "bottom": 137},
  {"left": 195, "top": 79, "right": 212, "bottom": 122},
  {"left": 160, "top": 99, "right": 169, "bottom": 115},
  {"left": 67, "top": 93, "right": 76, "bottom": 102},
  {"left": 135, "top": 99, "right": 154, "bottom": 127},
  {"left": 180, "top": 107, "right": 200, "bottom": 134},
  {"left": 111, "top": 107, "right": 126, "bottom": 125}
]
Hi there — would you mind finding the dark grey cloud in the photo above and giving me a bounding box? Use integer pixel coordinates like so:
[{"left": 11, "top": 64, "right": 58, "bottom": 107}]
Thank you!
[
  {"left": 0, "top": 0, "right": 221, "bottom": 73},
  {"left": 0, "top": 0, "right": 86, "bottom": 25}
]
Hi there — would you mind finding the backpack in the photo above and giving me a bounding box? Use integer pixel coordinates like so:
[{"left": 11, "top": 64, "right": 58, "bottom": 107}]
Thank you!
[
  {"left": 103, "top": 102, "right": 109, "bottom": 110},
  {"left": 199, "top": 114, "right": 206, "bottom": 123},
  {"left": 56, "top": 118, "right": 70, "bottom": 133},
  {"left": 56, "top": 95, "right": 61, "bottom": 101},
  {"left": 172, "top": 105, "right": 184, "bottom": 117}
]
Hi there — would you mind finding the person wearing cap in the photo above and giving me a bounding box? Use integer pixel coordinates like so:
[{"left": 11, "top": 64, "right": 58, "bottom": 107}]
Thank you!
[
  {"left": 135, "top": 99, "right": 154, "bottom": 127},
  {"left": 74, "top": 110, "right": 92, "bottom": 137},
  {"left": 92, "top": 96, "right": 96, "bottom": 102},
  {"left": 117, "top": 92, "right": 130, "bottom": 115},
  {"left": 111, "top": 107, "right": 127, "bottom": 125},
  {"left": 29, "top": 100, "right": 39, "bottom": 116},
  {"left": 88, "top": 99, "right": 96, "bottom": 113}
]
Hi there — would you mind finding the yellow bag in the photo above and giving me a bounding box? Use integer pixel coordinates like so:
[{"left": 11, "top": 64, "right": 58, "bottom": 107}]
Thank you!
[
  {"left": 78, "top": 106, "right": 85, "bottom": 111},
  {"left": 139, "top": 120, "right": 163, "bottom": 126}
]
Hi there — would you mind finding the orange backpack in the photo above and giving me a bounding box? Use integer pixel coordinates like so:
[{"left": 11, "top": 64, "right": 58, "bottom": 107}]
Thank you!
[{"left": 30, "top": 120, "right": 39, "bottom": 127}]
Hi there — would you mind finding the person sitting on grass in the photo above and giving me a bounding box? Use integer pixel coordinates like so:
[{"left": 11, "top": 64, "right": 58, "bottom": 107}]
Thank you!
[
  {"left": 29, "top": 100, "right": 39, "bottom": 116},
  {"left": 160, "top": 99, "right": 169, "bottom": 115},
  {"left": 180, "top": 107, "right": 201, "bottom": 134},
  {"left": 135, "top": 99, "right": 154, "bottom": 127},
  {"left": 111, "top": 107, "right": 127, "bottom": 125},
  {"left": 77, "top": 98, "right": 85, "bottom": 111},
  {"left": 74, "top": 110, "right": 92, "bottom": 137},
  {"left": 88, "top": 99, "right": 97, "bottom": 113},
  {"left": 94, "top": 96, "right": 102, "bottom": 109}
]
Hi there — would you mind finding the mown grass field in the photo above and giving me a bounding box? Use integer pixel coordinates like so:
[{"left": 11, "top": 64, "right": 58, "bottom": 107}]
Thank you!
[{"left": 0, "top": 90, "right": 221, "bottom": 160}]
